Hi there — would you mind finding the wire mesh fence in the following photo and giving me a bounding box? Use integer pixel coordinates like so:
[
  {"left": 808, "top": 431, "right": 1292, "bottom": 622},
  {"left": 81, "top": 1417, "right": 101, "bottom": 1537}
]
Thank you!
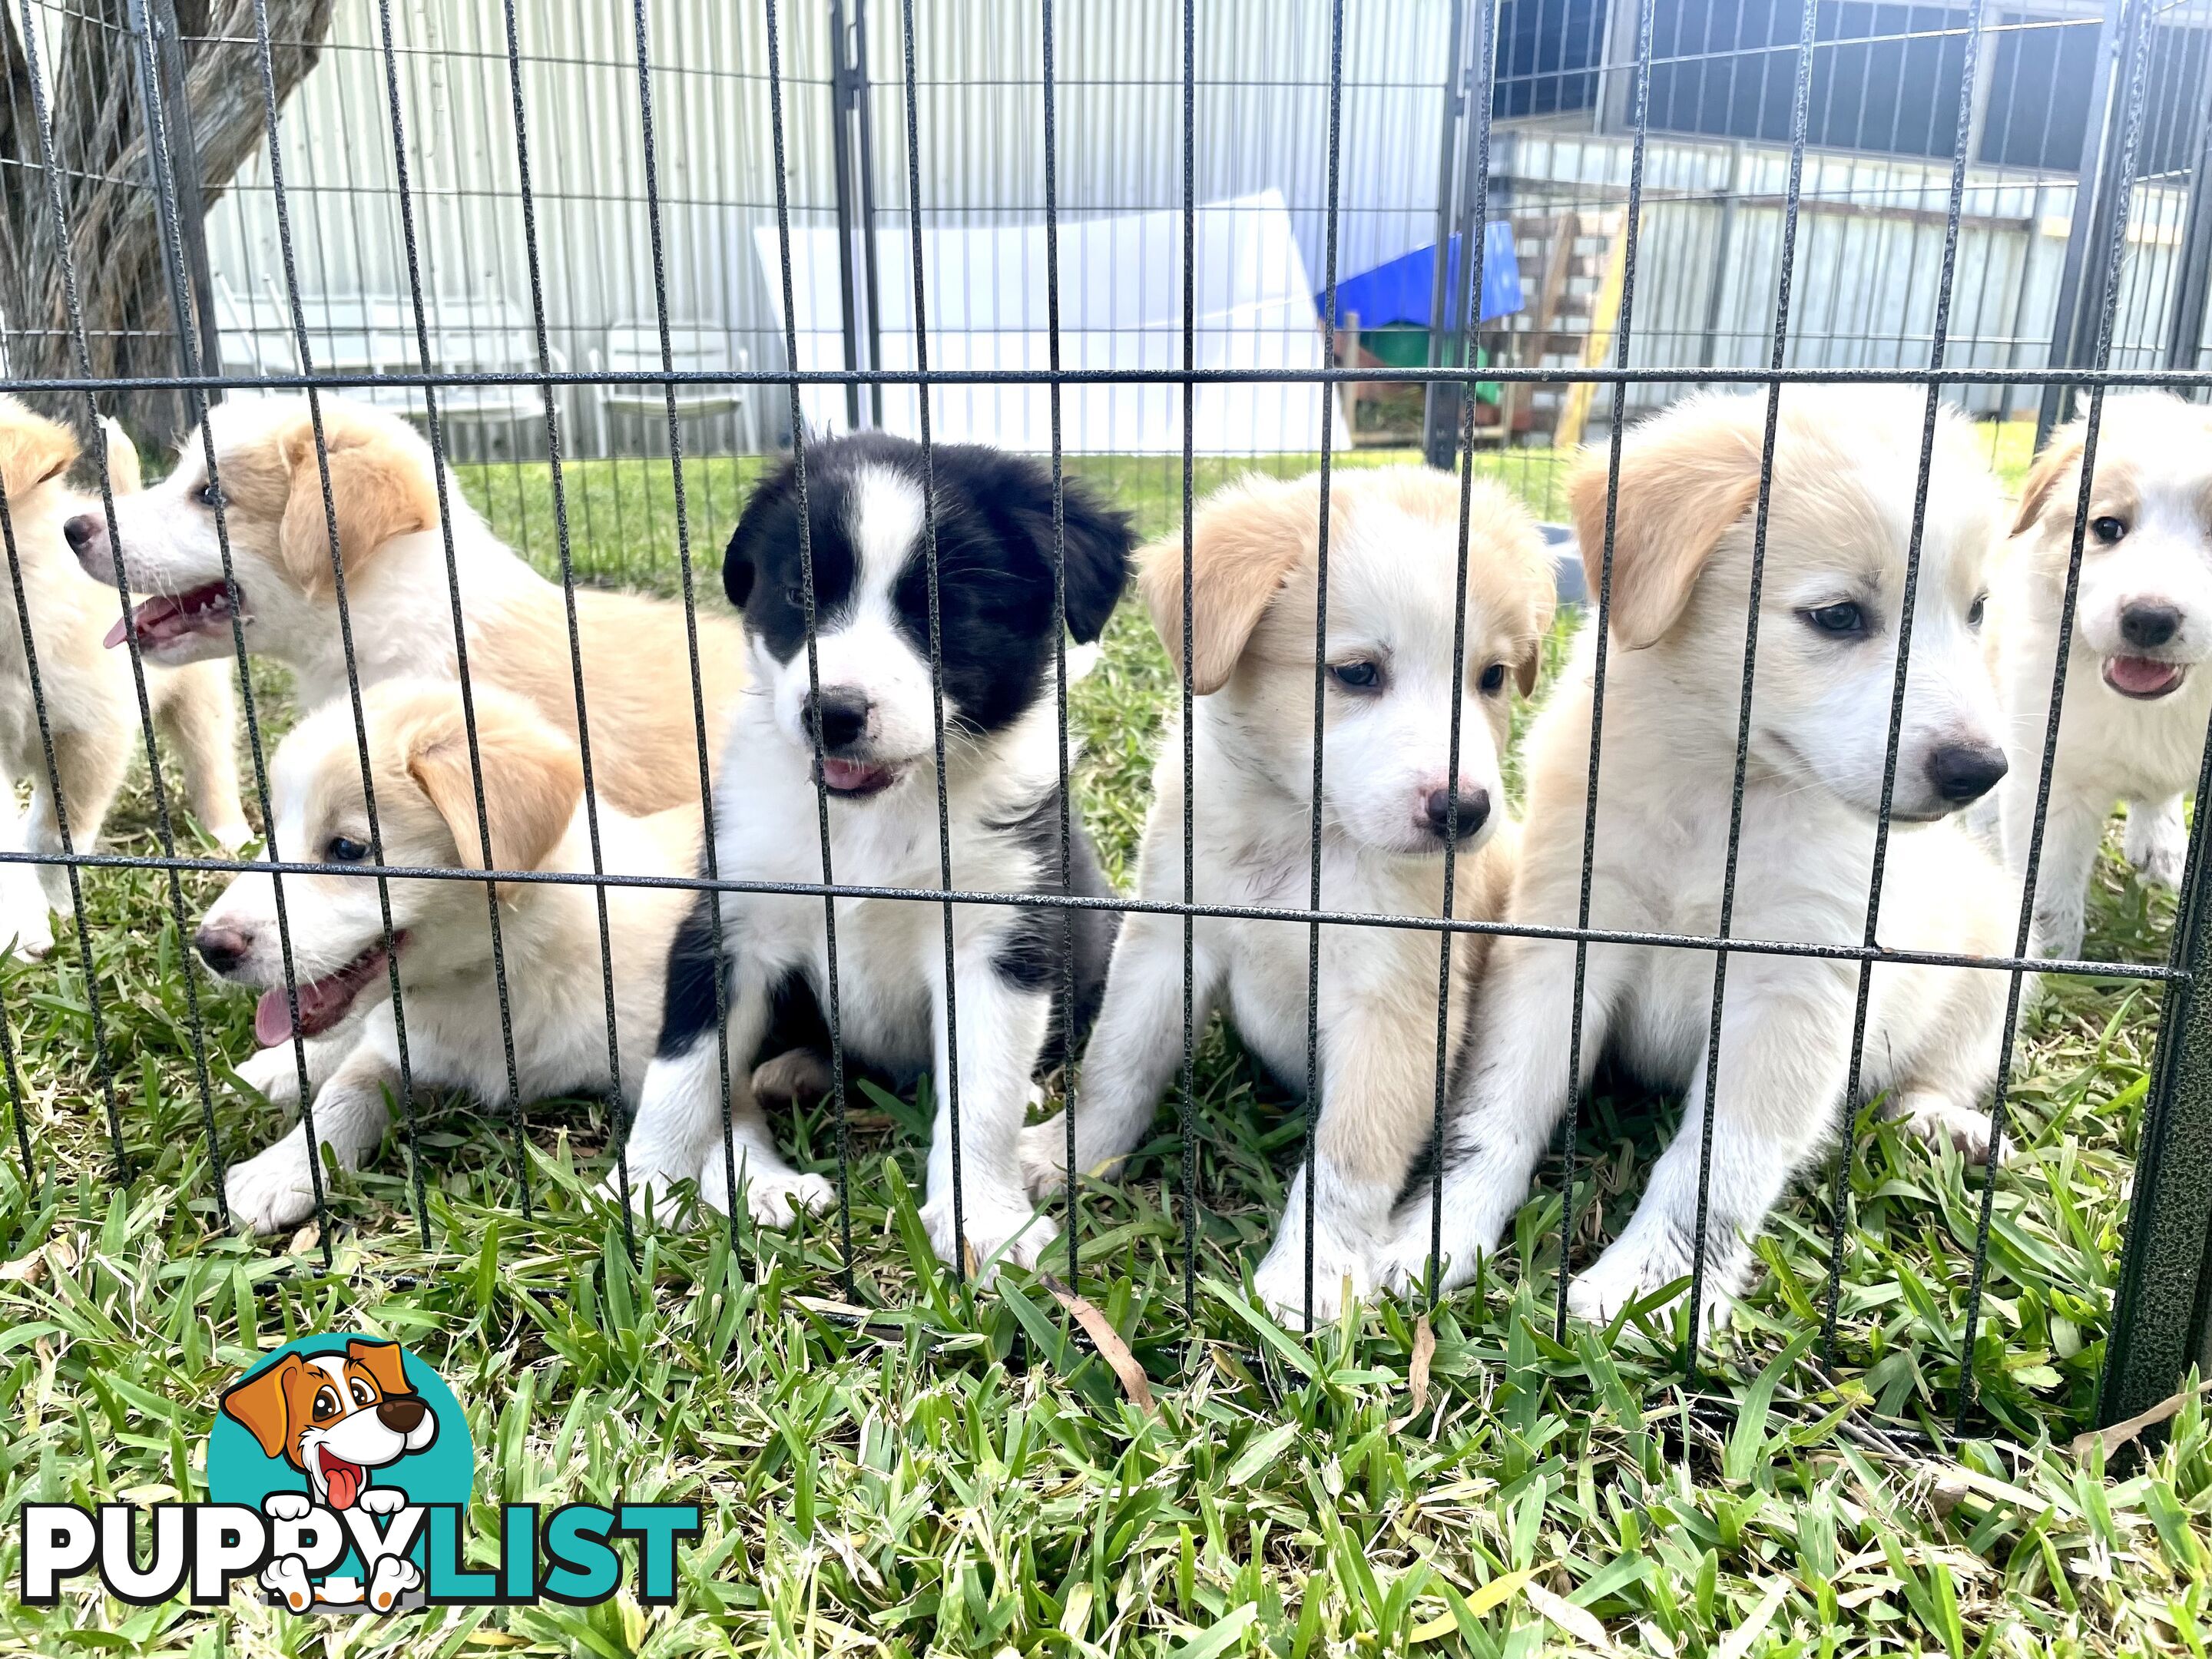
[{"left": 0, "top": 0, "right": 2209, "bottom": 1439}]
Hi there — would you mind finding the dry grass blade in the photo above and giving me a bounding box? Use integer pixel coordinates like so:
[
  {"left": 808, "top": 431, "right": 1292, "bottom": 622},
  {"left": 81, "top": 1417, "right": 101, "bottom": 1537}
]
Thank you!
[
  {"left": 1410, "top": 1316, "right": 1435, "bottom": 1417},
  {"left": 2070, "top": 1376, "right": 2212, "bottom": 1462},
  {"left": 1045, "top": 1274, "right": 1157, "bottom": 1416}
]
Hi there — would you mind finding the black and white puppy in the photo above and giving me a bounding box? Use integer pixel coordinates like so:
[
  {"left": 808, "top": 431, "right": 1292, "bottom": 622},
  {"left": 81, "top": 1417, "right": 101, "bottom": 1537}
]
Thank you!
[{"left": 616, "top": 433, "right": 1132, "bottom": 1273}]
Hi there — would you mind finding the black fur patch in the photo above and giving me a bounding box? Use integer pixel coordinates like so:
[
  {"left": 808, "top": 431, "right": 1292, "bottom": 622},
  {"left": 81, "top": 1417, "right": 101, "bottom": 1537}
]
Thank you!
[
  {"left": 988, "top": 786, "right": 1121, "bottom": 1065},
  {"left": 655, "top": 890, "right": 728, "bottom": 1060},
  {"left": 720, "top": 432, "right": 1134, "bottom": 737}
]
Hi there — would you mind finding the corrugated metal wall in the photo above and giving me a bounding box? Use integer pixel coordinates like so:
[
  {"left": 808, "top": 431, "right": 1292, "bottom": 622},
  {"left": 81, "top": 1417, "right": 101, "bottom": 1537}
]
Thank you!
[{"left": 192, "top": 0, "right": 2203, "bottom": 455}]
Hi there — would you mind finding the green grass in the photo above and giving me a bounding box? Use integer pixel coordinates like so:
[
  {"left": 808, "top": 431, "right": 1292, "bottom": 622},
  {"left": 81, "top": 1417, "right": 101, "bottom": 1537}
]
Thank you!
[{"left": 3, "top": 435, "right": 2207, "bottom": 1656}]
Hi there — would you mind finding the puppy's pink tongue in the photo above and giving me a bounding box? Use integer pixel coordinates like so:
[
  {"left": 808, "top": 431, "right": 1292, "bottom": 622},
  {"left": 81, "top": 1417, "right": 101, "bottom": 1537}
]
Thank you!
[
  {"left": 325, "top": 1462, "right": 361, "bottom": 1511},
  {"left": 2108, "top": 655, "right": 2182, "bottom": 695},
  {"left": 254, "top": 989, "right": 295, "bottom": 1047}
]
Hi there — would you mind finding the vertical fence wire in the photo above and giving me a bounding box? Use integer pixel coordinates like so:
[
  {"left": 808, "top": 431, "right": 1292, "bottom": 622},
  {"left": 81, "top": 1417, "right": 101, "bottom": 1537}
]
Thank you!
[{"left": 245, "top": 0, "right": 430, "bottom": 1250}]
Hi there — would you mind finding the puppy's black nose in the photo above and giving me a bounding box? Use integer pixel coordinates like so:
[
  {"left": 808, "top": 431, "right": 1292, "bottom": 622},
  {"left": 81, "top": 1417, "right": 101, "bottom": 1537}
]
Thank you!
[
  {"left": 1926, "top": 742, "right": 2008, "bottom": 806},
  {"left": 1426, "top": 786, "right": 1491, "bottom": 840},
  {"left": 802, "top": 687, "right": 870, "bottom": 753},
  {"left": 2120, "top": 602, "right": 2183, "bottom": 648},
  {"left": 62, "top": 513, "right": 100, "bottom": 553},
  {"left": 194, "top": 925, "right": 251, "bottom": 974},
  {"left": 376, "top": 1395, "right": 427, "bottom": 1433}
]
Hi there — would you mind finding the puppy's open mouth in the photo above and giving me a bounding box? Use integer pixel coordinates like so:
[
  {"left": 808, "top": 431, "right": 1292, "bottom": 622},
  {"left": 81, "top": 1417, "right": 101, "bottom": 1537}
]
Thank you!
[
  {"left": 254, "top": 936, "right": 402, "bottom": 1045},
  {"left": 817, "top": 757, "right": 899, "bottom": 798},
  {"left": 2103, "top": 655, "right": 2187, "bottom": 700},
  {"left": 316, "top": 1445, "right": 366, "bottom": 1510},
  {"left": 102, "top": 580, "right": 243, "bottom": 651}
]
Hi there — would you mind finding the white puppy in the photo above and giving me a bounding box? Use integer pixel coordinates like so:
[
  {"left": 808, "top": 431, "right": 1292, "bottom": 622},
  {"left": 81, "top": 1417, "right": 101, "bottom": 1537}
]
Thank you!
[
  {"left": 68, "top": 395, "right": 745, "bottom": 817},
  {"left": 1987, "top": 392, "right": 2212, "bottom": 959},
  {"left": 0, "top": 396, "right": 246, "bottom": 956},
  {"left": 1385, "top": 388, "right": 2014, "bottom": 1331},
  {"left": 194, "top": 679, "right": 697, "bottom": 1231},
  {"left": 1020, "top": 468, "right": 1552, "bottom": 1322}
]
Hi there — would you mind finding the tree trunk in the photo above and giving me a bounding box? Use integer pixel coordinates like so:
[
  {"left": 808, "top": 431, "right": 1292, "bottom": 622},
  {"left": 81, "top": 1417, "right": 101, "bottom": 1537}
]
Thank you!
[{"left": 0, "top": 0, "right": 334, "bottom": 445}]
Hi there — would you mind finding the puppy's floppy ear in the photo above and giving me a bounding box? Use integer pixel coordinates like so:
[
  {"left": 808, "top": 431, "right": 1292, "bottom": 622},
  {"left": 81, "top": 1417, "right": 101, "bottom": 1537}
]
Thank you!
[
  {"left": 1139, "top": 476, "right": 1315, "bottom": 695},
  {"left": 220, "top": 1355, "right": 302, "bottom": 1462},
  {"left": 1571, "top": 401, "right": 1763, "bottom": 651},
  {"left": 1043, "top": 479, "right": 1134, "bottom": 644},
  {"left": 346, "top": 1339, "right": 412, "bottom": 1397},
  {"left": 723, "top": 466, "right": 788, "bottom": 611},
  {"left": 0, "top": 402, "right": 78, "bottom": 504},
  {"left": 277, "top": 412, "right": 439, "bottom": 598},
  {"left": 405, "top": 693, "right": 584, "bottom": 877},
  {"left": 2012, "top": 423, "right": 2088, "bottom": 538},
  {"left": 95, "top": 418, "right": 141, "bottom": 496}
]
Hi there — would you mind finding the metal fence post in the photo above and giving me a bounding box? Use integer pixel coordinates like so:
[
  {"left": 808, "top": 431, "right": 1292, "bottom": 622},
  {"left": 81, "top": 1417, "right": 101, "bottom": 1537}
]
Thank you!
[
  {"left": 134, "top": 0, "right": 224, "bottom": 404},
  {"left": 1421, "top": 0, "right": 1470, "bottom": 469},
  {"left": 2101, "top": 730, "right": 2212, "bottom": 1423},
  {"left": 830, "top": 0, "right": 865, "bottom": 432},
  {"left": 2038, "top": 0, "right": 2128, "bottom": 444}
]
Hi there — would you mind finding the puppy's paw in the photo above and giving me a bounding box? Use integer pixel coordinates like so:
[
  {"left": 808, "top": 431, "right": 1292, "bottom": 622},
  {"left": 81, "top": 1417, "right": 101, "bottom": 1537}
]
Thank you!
[
  {"left": 919, "top": 1190, "right": 1060, "bottom": 1280},
  {"left": 750, "top": 1047, "right": 836, "bottom": 1109},
  {"left": 1888, "top": 1092, "right": 2008, "bottom": 1164},
  {"left": 2032, "top": 906, "right": 2087, "bottom": 963},
  {"left": 1016, "top": 1115, "right": 1073, "bottom": 1200},
  {"left": 263, "top": 1492, "right": 313, "bottom": 1522},
  {"left": 231, "top": 1045, "right": 310, "bottom": 1105},
  {"left": 1568, "top": 1233, "right": 1737, "bottom": 1336},
  {"left": 698, "top": 1154, "right": 836, "bottom": 1228},
  {"left": 2126, "top": 810, "right": 2187, "bottom": 890},
  {"left": 0, "top": 909, "right": 52, "bottom": 961},
  {"left": 356, "top": 1485, "right": 408, "bottom": 1517},
  {"left": 207, "top": 820, "right": 255, "bottom": 856},
  {"left": 226, "top": 1133, "right": 323, "bottom": 1234},
  {"left": 367, "top": 1554, "right": 421, "bottom": 1611},
  {"left": 1253, "top": 1228, "right": 1375, "bottom": 1326}
]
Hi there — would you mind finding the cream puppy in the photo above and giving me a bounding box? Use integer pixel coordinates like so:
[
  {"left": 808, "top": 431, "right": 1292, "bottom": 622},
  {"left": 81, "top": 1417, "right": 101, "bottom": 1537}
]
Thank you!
[
  {"left": 1021, "top": 468, "right": 1552, "bottom": 1322},
  {"left": 193, "top": 680, "right": 697, "bottom": 1231},
  {"left": 1988, "top": 392, "right": 2212, "bottom": 959},
  {"left": 1383, "top": 389, "right": 2014, "bottom": 1330},
  {"left": 0, "top": 397, "right": 246, "bottom": 956},
  {"left": 67, "top": 395, "right": 745, "bottom": 817}
]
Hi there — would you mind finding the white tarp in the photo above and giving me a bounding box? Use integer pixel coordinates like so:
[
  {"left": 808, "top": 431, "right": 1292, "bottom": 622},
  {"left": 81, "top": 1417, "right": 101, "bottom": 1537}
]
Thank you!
[{"left": 751, "top": 189, "right": 1347, "bottom": 455}]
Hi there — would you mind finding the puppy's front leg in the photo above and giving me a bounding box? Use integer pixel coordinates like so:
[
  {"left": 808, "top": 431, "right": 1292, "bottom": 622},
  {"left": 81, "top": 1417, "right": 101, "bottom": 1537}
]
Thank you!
[
  {"left": 2022, "top": 792, "right": 2107, "bottom": 960},
  {"left": 617, "top": 901, "right": 800, "bottom": 1228},
  {"left": 922, "top": 933, "right": 1059, "bottom": 1277},
  {"left": 230, "top": 1032, "right": 353, "bottom": 1108},
  {"left": 1019, "top": 909, "right": 1220, "bottom": 1200},
  {"left": 1568, "top": 962, "right": 1849, "bottom": 1333},
  {"left": 1381, "top": 937, "right": 1627, "bottom": 1296},
  {"left": 1252, "top": 985, "right": 1441, "bottom": 1326},
  {"left": 226, "top": 1041, "right": 397, "bottom": 1233},
  {"left": 2124, "top": 794, "right": 2187, "bottom": 890},
  {"left": 0, "top": 780, "right": 53, "bottom": 957}
]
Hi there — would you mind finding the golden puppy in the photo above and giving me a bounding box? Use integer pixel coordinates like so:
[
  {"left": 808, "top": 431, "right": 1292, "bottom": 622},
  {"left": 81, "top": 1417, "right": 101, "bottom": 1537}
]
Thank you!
[
  {"left": 1987, "top": 392, "right": 2212, "bottom": 958},
  {"left": 0, "top": 396, "right": 245, "bottom": 956},
  {"left": 193, "top": 680, "right": 698, "bottom": 1231},
  {"left": 1386, "top": 389, "right": 2014, "bottom": 1330},
  {"left": 1022, "top": 466, "right": 1552, "bottom": 1320},
  {"left": 68, "top": 395, "right": 745, "bottom": 817}
]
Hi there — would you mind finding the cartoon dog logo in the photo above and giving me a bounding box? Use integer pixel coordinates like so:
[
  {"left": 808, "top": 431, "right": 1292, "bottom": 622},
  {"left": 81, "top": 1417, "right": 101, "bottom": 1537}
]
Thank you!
[{"left": 219, "top": 1339, "right": 439, "bottom": 1611}]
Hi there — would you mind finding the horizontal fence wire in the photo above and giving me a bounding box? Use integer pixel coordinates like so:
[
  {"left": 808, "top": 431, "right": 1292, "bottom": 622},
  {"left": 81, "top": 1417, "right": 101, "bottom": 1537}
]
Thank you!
[{"left": 0, "top": 0, "right": 2207, "bottom": 1432}]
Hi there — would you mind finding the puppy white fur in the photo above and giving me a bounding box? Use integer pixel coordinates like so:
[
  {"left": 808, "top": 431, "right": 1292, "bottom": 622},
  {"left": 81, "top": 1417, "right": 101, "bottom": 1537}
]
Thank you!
[
  {"left": 195, "top": 680, "right": 697, "bottom": 1232},
  {"left": 1019, "top": 468, "right": 1551, "bottom": 1321},
  {"left": 617, "top": 435, "right": 1131, "bottom": 1273},
  {"left": 1987, "top": 392, "right": 2212, "bottom": 959},
  {"left": 71, "top": 395, "right": 746, "bottom": 817},
  {"left": 0, "top": 397, "right": 245, "bottom": 956},
  {"left": 1385, "top": 388, "right": 2014, "bottom": 1330}
]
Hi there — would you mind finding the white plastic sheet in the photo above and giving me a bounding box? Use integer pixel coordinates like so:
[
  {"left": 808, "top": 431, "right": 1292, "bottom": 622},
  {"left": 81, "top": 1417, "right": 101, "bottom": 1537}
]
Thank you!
[{"left": 752, "top": 189, "right": 1348, "bottom": 455}]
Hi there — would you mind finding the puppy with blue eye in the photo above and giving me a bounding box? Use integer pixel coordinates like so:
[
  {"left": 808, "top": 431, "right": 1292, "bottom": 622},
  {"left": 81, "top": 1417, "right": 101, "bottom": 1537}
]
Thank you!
[
  {"left": 1020, "top": 467, "right": 1555, "bottom": 1321},
  {"left": 1382, "top": 388, "right": 2015, "bottom": 1333}
]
